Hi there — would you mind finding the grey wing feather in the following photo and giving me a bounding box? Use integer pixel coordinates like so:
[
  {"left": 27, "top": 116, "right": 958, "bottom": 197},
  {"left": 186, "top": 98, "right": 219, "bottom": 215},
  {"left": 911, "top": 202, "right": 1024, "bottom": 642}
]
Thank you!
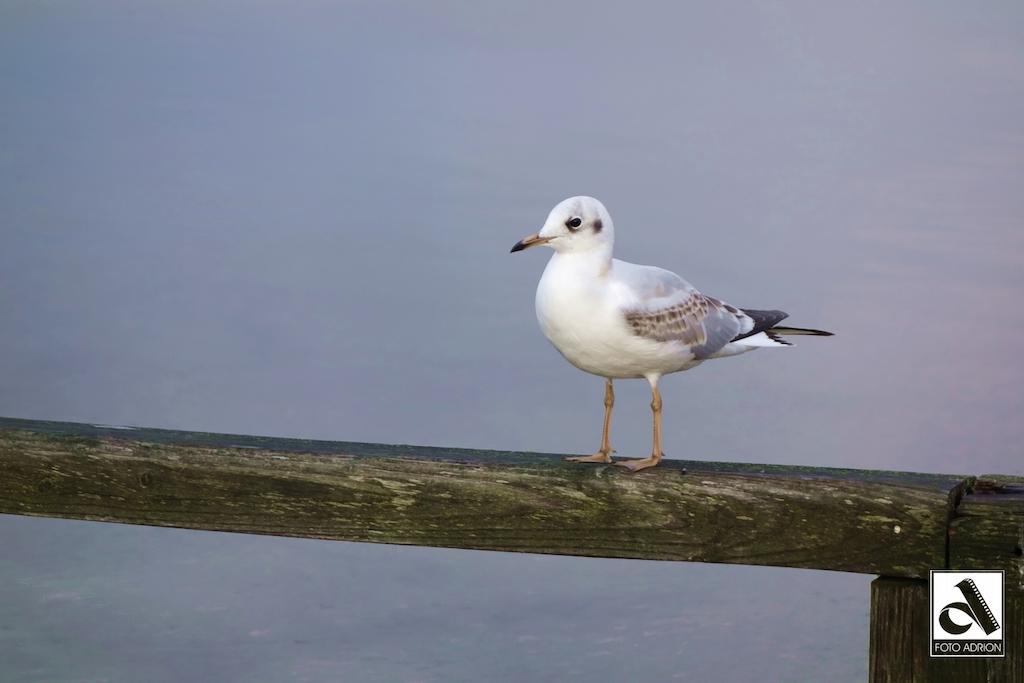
[{"left": 624, "top": 292, "right": 747, "bottom": 359}]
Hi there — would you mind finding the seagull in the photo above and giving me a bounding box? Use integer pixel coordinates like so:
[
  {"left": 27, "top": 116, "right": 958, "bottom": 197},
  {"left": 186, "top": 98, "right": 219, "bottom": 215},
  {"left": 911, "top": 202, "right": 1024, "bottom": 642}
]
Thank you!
[{"left": 511, "top": 196, "right": 832, "bottom": 472}]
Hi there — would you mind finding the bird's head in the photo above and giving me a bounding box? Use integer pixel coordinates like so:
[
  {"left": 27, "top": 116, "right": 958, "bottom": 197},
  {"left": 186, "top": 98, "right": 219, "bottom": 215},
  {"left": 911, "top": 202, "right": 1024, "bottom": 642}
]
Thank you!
[{"left": 510, "top": 196, "right": 614, "bottom": 255}]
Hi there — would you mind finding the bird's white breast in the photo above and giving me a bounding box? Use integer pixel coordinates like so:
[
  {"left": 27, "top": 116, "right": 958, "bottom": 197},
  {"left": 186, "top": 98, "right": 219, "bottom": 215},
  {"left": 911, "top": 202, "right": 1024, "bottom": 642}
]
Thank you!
[{"left": 534, "top": 253, "right": 697, "bottom": 379}]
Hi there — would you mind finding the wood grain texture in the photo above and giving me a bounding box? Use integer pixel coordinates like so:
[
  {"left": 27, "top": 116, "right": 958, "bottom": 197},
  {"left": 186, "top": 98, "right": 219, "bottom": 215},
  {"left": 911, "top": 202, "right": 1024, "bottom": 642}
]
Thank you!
[
  {"left": 870, "top": 577, "right": 1023, "bottom": 683},
  {"left": 870, "top": 578, "right": 930, "bottom": 683},
  {"left": 0, "top": 418, "right": 967, "bottom": 577},
  {"left": 949, "top": 475, "right": 1024, "bottom": 594}
]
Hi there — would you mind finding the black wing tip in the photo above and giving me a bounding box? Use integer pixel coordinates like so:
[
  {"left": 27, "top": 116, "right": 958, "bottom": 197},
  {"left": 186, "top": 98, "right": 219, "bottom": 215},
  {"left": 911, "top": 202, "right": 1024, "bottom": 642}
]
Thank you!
[
  {"left": 769, "top": 326, "right": 835, "bottom": 337},
  {"left": 732, "top": 307, "right": 790, "bottom": 342}
]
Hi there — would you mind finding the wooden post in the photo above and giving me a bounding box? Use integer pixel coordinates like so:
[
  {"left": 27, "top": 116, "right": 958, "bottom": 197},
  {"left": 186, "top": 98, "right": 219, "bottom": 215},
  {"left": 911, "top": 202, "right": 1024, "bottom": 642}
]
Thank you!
[
  {"left": 872, "top": 473, "right": 1023, "bottom": 683},
  {"left": 946, "top": 475, "right": 1024, "bottom": 682},
  {"left": 870, "top": 577, "right": 1022, "bottom": 682},
  {"left": 870, "top": 578, "right": 929, "bottom": 682}
]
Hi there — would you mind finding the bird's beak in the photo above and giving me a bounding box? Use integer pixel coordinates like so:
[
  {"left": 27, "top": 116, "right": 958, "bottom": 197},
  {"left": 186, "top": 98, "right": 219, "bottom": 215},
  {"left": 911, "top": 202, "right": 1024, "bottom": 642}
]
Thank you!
[{"left": 510, "top": 232, "right": 553, "bottom": 253}]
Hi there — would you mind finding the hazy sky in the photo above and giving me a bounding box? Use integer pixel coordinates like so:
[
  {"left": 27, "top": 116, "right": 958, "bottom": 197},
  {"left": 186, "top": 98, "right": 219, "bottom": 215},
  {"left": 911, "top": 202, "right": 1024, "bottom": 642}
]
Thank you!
[{"left": 1, "top": 3, "right": 1022, "bottom": 680}]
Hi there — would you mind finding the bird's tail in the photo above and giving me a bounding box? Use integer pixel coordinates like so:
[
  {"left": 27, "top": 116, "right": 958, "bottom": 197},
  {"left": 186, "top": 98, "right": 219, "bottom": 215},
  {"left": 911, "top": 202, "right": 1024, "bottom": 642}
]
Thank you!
[{"left": 768, "top": 326, "right": 834, "bottom": 337}]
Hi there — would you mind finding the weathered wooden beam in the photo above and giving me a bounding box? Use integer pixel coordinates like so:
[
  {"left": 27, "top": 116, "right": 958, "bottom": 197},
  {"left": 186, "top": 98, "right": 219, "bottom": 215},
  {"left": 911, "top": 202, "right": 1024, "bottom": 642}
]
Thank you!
[
  {"left": 869, "top": 577, "right": 1023, "bottom": 682},
  {"left": 0, "top": 417, "right": 971, "bottom": 577}
]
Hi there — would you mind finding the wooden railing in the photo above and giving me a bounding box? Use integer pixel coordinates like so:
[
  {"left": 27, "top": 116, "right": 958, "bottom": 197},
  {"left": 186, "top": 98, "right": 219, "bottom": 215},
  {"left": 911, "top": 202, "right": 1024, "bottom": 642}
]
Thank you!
[{"left": 1, "top": 417, "right": 1020, "bottom": 681}]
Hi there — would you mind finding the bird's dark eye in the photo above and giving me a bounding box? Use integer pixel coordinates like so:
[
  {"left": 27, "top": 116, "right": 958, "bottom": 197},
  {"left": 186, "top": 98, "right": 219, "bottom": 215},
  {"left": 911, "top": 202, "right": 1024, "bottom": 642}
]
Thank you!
[{"left": 566, "top": 217, "right": 583, "bottom": 230}]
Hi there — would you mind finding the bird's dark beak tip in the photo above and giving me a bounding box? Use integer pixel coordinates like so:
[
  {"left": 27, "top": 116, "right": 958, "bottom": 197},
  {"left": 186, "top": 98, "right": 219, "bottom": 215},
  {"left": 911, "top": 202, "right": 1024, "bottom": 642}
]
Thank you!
[{"left": 510, "top": 241, "right": 525, "bottom": 253}]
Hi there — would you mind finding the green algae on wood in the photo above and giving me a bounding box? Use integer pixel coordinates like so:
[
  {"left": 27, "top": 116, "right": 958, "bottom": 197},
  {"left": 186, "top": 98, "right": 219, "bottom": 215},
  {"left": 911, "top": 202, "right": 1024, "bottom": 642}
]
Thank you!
[{"left": 0, "top": 417, "right": 971, "bottom": 578}]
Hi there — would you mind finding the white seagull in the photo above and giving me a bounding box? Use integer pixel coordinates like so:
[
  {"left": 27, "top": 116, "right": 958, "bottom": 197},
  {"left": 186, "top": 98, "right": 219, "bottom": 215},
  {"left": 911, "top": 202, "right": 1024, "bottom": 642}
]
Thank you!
[{"left": 511, "top": 196, "right": 832, "bottom": 471}]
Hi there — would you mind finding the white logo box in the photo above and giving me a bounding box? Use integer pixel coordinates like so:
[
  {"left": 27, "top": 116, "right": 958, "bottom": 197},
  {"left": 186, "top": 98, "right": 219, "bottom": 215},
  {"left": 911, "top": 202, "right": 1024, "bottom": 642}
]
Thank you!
[{"left": 930, "top": 570, "right": 1005, "bottom": 658}]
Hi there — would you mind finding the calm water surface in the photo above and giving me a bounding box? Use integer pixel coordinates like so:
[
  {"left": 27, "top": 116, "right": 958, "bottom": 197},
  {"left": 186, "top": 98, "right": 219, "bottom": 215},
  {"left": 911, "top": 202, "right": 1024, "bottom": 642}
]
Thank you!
[{"left": 1, "top": 3, "right": 1022, "bottom": 682}]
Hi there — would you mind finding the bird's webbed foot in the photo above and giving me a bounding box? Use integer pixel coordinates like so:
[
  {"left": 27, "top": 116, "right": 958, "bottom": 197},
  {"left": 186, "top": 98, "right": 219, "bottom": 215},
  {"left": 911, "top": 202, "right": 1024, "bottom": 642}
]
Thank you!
[
  {"left": 565, "top": 450, "right": 613, "bottom": 464},
  {"left": 613, "top": 454, "right": 663, "bottom": 472}
]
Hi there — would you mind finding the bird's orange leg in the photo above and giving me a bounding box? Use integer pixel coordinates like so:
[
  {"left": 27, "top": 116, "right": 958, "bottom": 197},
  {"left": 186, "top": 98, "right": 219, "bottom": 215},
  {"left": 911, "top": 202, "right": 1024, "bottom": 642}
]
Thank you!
[
  {"left": 566, "top": 378, "right": 615, "bottom": 464},
  {"left": 615, "top": 381, "right": 663, "bottom": 472}
]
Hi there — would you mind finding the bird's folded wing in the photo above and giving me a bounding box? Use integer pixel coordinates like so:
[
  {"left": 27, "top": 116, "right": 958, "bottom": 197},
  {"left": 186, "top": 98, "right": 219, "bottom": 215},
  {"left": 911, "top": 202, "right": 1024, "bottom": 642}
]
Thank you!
[{"left": 615, "top": 262, "right": 749, "bottom": 359}]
